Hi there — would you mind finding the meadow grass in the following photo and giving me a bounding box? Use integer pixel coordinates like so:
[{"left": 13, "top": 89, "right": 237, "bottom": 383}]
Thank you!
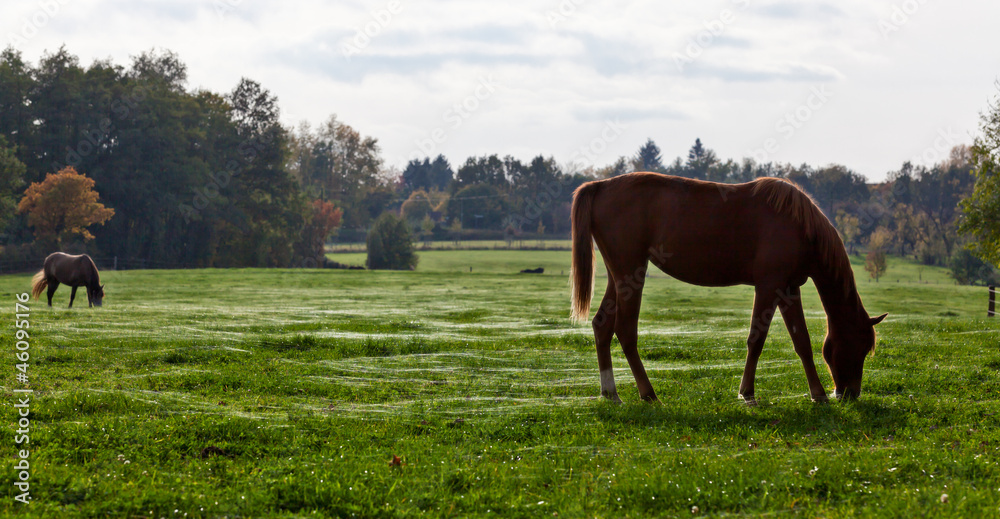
[
  {"left": 1, "top": 250, "right": 999, "bottom": 517},
  {"left": 328, "top": 239, "right": 572, "bottom": 253}
]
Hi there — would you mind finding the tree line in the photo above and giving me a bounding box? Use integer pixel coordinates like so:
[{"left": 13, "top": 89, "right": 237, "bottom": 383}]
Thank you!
[{"left": 0, "top": 47, "right": 997, "bottom": 282}]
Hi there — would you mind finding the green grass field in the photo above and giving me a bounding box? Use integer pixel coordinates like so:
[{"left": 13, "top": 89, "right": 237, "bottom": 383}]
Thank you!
[
  {"left": 2, "top": 250, "right": 999, "bottom": 517},
  {"left": 328, "top": 239, "right": 572, "bottom": 253}
]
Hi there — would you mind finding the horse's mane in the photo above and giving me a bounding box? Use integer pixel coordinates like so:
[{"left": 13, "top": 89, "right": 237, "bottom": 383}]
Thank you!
[
  {"left": 83, "top": 254, "right": 101, "bottom": 286},
  {"left": 751, "top": 177, "right": 854, "bottom": 297}
]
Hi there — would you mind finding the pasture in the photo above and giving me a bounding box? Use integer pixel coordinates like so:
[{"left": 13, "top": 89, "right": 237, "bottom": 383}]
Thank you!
[{"left": 2, "top": 250, "right": 999, "bottom": 517}]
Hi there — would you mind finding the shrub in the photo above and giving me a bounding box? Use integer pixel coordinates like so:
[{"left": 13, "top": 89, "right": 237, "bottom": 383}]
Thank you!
[
  {"left": 949, "top": 248, "right": 1000, "bottom": 286},
  {"left": 366, "top": 212, "right": 418, "bottom": 270}
]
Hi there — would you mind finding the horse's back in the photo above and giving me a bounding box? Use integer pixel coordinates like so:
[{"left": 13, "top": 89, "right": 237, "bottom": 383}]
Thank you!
[
  {"left": 44, "top": 252, "right": 96, "bottom": 285},
  {"left": 587, "top": 173, "right": 811, "bottom": 287}
]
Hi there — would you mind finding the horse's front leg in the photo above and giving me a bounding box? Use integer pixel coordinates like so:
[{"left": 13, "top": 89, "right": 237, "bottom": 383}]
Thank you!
[
  {"left": 613, "top": 270, "right": 658, "bottom": 402},
  {"left": 777, "top": 287, "right": 828, "bottom": 403},
  {"left": 593, "top": 278, "right": 621, "bottom": 403},
  {"left": 68, "top": 286, "right": 78, "bottom": 308},
  {"left": 739, "top": 287, "right": 780, "bottom": 406}
]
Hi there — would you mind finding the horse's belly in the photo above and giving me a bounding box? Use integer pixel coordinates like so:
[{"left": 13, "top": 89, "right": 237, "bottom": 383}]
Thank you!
[
  {"left": 652, "top": 258, "right": 751, "bottom": 287},
  {"left": 648, "top": 235, "right": 754, "bottom": 287}
]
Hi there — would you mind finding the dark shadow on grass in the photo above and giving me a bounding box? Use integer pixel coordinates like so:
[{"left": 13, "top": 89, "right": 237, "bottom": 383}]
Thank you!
[{"left": 591, "top": 398, "right": 911, "bottom": 439}]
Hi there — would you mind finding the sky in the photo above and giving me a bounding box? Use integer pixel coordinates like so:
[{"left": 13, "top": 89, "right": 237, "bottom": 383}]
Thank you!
[{"left": 5, "top": 0, "right": 1000, "bottom": 181}]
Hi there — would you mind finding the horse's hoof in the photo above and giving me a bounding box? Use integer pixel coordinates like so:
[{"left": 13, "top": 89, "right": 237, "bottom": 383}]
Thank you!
[
  {"left": 811, "top": 394, "right": 830, "bottom": 403},
  {"left": 739, "top": 395, "right": 758, "bottom": 407},
  {"left": 602, "top": 392, "right": 623, "bottom": 404}
]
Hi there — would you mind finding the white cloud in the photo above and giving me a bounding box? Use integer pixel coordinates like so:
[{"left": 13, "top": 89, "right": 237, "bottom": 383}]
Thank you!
[{"left": 5, "top": 0, "right": 1000, "bottom": 180}]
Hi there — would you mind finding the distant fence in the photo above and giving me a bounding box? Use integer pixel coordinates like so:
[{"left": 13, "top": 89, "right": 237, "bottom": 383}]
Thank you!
[{"left": 990, "top": 285, "right": 996, "bottom": 317}]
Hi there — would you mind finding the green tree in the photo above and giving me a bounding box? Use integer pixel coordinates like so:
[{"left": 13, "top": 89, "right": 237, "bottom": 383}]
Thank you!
[
  {"left": 401, "top": 158, "right": 431, "bottom": 194},
  {"left": 596, "top": 156, "right": 630, "bottom": 178},
  {"left": 453, "top": 154, "right": 510, "bottom": 192},
  {"left": 287, "top": 115, "right": 384, "bottom": 229},
  {"left": 835, "top": 211, "right": 860, "bottom": 255},
  {"left": 294, "top": 199, "right": 342, "bottom": 264},
  {"left": 949, "top": 248, "right": 1000, "bottom": 285},
  {"left": 685, "top": 138, "right": 717, "bottom": 180},
  {"left": 865, "top": 248, "right": 887, "bottom": 282},
  {"left": 366, "top": 212, "right": 417, "bottom": 270},
  {"left": 400, "top": 189, "right": 433, "bottom": 222},
  {"left": 449, "top": 216, "right": 462, "bottom": 245},
  {"left": 446, "top": 183, "right": 507, "bottom": 229},
  {"left": 219, "top": 77, "right": 306, "bottom": 267},
  {"left": 0, "top": 136, "right": 25, "bottom": 232},
  {"left": 420, "top": 215, "right": 435, "bottom": 245},
  {"left": 428, "top": 155, "right": 454, "bottom": 191},
  {"left": 634, "top": 138, "right": 664, "bottom": 172},
  {"left": 0, "top": 48, "right": 34, "bottom": 158},
  {"left": 809, "top": 164, "right": 870, "bottom": 218},
  {"left": 865, "top": 227, "right": 891, "bottom": 282},
  {"left": 959, "top": 84, "right": 1000, "bottom": 267}
]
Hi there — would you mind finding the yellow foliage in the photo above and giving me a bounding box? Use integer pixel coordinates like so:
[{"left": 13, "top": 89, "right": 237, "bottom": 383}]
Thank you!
[{"left": 17, "top": 167, "right": 115, "bottom": 243}]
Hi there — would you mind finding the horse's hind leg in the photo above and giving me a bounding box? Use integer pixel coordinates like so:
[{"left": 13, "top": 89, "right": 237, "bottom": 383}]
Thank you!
[
  {"left": 68, "top": 286, "right": 78, "bottom": 308},
  {"left": 46, "top": 280, "right": 59, "bottom": 307},
  {"left": 593, "top": 277, "right": 621, "bottom": 403},
  {"left": 612, "top": 263, "right": 658, "bottom": 402}
]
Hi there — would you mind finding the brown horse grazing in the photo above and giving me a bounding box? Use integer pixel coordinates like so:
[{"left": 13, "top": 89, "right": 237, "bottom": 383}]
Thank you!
[
  {"left": 570, "top": 172, "right": 886, "bottom": 405},
  {"left": 31, "top": 253, "right": 105, "bottom": 308}
]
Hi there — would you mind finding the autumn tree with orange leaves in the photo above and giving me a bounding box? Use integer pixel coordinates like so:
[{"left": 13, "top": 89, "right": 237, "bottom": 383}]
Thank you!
[{"left": 17, "top": 167, "right": 115, "bottom": 247}]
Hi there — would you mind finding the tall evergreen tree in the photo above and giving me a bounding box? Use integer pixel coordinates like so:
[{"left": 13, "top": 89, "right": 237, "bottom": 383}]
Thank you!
[
  {"left": 429, "top": 154, "right": 454, "bottom": 190},
  {"left": 634, "top": 138, "right": 664, "bottom": 172},
  {"left": 685, "top": 138, "right": 717, "bottom": 180}
]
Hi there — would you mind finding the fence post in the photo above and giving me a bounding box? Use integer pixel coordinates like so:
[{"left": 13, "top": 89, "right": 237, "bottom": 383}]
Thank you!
[
  {"left": 990, "top": 285, "right": 996, "bottom": 317},
  {"left": 113, "top": 256, "right": 118, "bottom": 270}
]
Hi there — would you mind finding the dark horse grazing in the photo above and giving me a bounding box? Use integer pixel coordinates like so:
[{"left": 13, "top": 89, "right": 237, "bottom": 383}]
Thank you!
[
  {"left": 31, "top": 253, "right": 105, "bottom": 308},
  {"left": 570, "top": 172, "right": 886, "bottom": 405}
]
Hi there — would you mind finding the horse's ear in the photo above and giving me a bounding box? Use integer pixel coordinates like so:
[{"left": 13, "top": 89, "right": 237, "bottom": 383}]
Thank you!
[{"left": 870, "top": 313, "right": 887, "bottom": 326}]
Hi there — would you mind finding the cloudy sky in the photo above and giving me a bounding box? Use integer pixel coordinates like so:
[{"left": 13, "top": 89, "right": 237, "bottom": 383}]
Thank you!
[{"left": 6, "top": 0, "right": 1000, "bottom": 181}]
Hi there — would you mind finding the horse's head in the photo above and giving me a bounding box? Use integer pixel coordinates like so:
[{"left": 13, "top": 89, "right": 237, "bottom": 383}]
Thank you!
[
  {"left": 822, "top": 312, "right": 887, "bottom": 400},
  {"left": 89, "top": 284, "right": 105, "bottom": 307}
]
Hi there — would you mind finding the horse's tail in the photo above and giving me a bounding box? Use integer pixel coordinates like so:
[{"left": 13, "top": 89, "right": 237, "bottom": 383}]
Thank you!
[
  {"left": 30, "top": 270, "right": 47, "bottom": 300},
  {"left": 570, "top": 181, "right": 598, "bottom": 323}
]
